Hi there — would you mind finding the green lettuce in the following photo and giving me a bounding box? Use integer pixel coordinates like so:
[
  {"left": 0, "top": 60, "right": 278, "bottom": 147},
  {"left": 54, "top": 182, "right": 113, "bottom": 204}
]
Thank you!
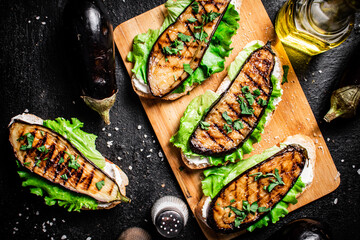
[
  {"left": 18, "top": 171, "right": 98, "bottom": 212},
  {"left": 127, "top": 0, "right": 240, "bottom": 90},
  {"left": 44, "top": 117, "right": 105, "bottom": 169},
  {"left": 18, "top": 117, "right": 107, "bottom": 211},
  {"left": 201, "top": 147, "right": 306, "bottom": 232},
  {"left": 170, "top": 42, "right": 283, "bottom": 166}
]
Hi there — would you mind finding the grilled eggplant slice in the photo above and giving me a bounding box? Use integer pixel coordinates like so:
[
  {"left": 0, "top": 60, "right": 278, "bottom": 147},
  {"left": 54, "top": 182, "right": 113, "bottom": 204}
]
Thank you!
[
  {"left": 190, "top": 43, "right": 275, "bottom": 156},
  {"left": 147, "top": 0, "right": 231, "bottom": 97},
  {"left": 9, "top": 119, "right": 129, "bottom": 204},
  {"left": 207, "top": 144, "right": 307, "bottom": 233}
]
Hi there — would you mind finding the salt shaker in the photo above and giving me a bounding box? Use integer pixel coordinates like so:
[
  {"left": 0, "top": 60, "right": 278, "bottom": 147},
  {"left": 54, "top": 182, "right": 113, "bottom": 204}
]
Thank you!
[{"left": 151, "top": 196, "right": 189, "bottom": 238}]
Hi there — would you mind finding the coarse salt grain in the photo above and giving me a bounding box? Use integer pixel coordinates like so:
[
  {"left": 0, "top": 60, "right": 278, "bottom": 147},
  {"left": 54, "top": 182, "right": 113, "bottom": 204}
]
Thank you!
[
  {"left": 150, "top": 149, "right": 153, "bottom": 152},
  {"left": 341, "top": 159, "right": 344, "bottom": 162},
  {"left": 117, "top": 157, "right": 121, "bottom": 160},
  {"left": 115, "top": 127, "right": 119, "bottom": 131},
  {"left": 147, "top": 154, "right": 151, "bottom": 158},
  {"left": 158, "top": 151, "right": 163, "bottom": 158},
  {"left": 102, "top": 128, "right": 105, "bottom": 131},
  {"left": 61, "top": 235, "right": 67, "bottom": 240},
  {"left": 137, "top": 125, "right": 142, "bottom": 130},
  {"left": 144, "top": 134, "right": 147, "bottom": 138},
  {"left": 353, "top": 165, "right": 356, "bottom": 168},
  {"left": 129, "top": 166, "right": 133, "bottom": 170},
  {"left": 86, "top": 237, "right": 92, "bottom": 240},
  {"left": 108, "top": 133, "right": 111, "bottom": 137},
  {"left": 35, "top": 211, "right": 39, "bottom": 215},
  {"left": 327, "top": 138, "right": 330, "bottom": 142},
  {"left": 333, "top": 198, "right": 338, "bottom": 204},
  {"left": 357, "top": 169, "right": 360, "bottom": 175},
  {"left": 36, "top": 16, "right": 40, "bottom": 20}
]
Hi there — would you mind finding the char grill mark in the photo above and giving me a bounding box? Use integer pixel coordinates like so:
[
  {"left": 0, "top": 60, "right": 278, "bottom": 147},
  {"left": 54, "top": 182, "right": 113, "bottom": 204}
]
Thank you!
[
  {"left": 9, "top": 121, "right": 123, "bottom": 203},
  {"left": 147, "top": 0, "right": 231, "bottom": 97},
  {"left": 190, "top": 45, "right": 275, "bottom": 156},
  {"left": 208, "top": 145, "right": 307, "bottom": 232}
]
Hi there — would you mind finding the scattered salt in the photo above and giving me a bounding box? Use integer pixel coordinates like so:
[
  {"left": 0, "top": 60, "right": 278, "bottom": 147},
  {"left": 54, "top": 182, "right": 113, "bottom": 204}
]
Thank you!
[
  {"left": 72, "top": 101, "right": 75, "bottom": 104},
  {"left": 102, "top": 128, "right": 105, "bottom": 131},
  {"left": 61, "top": 235, "right": 67, "bottom": 240},
  {"left": 146, "top": 154, "right": 151, "bottom": 158},
  {"left": 24, "top": 109, "right": 29, "bottom": 113},
  {"left": 129, "top": 166, "right": 133, "bottom": 170},
  {"left": 35, "top": 211, "right": 39, "bottom": 215},
  {"left": 19, "top": 213, "right": 22, "bottom": 217},
  {"left": 41, "top": 22, "right": 46, "bottom": 25},
  {"left": 117, "top": 157, "right": 121, "bottom": 160},
  {"left": 28, "top": 20, "right": 31, "bottom": 23},
  {"left": 333, "top": 198, "right": 338, "bottom": 204},
  {"left": 150, "top": 149, "right": 153, "bottom": 152},
  {"left": 115, "top": 127, "right": 119, "bottom": 131},
  {"left": 161, "top": 183, "right": 165, "bottom": 187},
  {"left": 144, "top": 134, "right": 147, "bottom": 138},
  {"left": 86, "top": 237, "right": 92, "bottom": 240},
  {"left": 152, "top": 140, "right": 155, "bottom": 143},
  {"left": 357, "top": 169, "right": 360, "bottom": 175},
  {"left": 107, "top": 141, "right": 113, "bottom": 148},
  {"left": 341, "top": 159, "right": 344, "bottom": 162},
  {"left": 319, "top": 70, "right": 322, "bottom": 73},
  {"left": 327, "top": 138, "right": 330, "bottom": 142},
  {"left": 140, "top": 149, "right": 143, "bottom": 152},
  {"left": 137, "top": 125, "right": 142, "bottom": 130},
  {"left": 158, "top": 151, "right": 163, "bottom": 158},
  {"left": 36, "top": 16, "right": 40, "bottom": 20},
  {"left": 108, "top": 133, "right": 111, "bottom": 137},
  {"left": 352, "top": 165, "right": 356, "bottom": 169}
]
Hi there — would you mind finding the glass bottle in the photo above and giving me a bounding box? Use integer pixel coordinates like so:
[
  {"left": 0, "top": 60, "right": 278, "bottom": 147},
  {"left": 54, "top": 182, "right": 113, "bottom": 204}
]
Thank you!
[{"left": 275, "top": 0, "right": 359, "bottom": 56}]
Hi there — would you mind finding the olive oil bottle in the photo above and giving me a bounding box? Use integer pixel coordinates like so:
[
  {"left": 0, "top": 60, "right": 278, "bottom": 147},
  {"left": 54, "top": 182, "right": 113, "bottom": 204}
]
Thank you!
[{"left": 275, "top": 0, "right": 359, "bottom": 56}]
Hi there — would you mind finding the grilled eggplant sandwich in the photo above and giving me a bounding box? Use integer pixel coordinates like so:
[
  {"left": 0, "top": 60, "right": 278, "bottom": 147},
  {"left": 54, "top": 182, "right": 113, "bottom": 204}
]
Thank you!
[
  {"left": 8, "top": 114, "right": 129, "bottom": 211},
  {"left": 171, "top": 40, "right": 284, "bottom": 169},
  {"left": 127, "top": 0, "right": 240, "bottom": 100},
  {"left": 196, "top": 134, "right": 316, "bottom": 234}
]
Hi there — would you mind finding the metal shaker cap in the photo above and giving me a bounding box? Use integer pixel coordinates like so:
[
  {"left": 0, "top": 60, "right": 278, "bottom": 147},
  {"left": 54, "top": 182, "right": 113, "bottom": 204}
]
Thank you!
[{"left": 151, "top": 196, "right": 189, "bottom": 238}]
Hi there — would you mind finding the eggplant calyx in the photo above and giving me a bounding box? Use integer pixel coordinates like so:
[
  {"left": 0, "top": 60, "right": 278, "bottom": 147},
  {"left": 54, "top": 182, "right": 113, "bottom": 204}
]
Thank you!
[
  {"left": 324, "top": 85, "right": 360, "bottom": 122},
  {"left": 81, "top": 90, "right": 117, "bottom": 125}
]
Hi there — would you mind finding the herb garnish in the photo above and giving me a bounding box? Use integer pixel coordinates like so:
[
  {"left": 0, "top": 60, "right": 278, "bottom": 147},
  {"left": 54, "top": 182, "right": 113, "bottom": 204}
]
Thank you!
[
  {"left": 61, "top": 174, "right": 68, "bottom": 180},
  {"left": 192, "top": 1, "right": 199, "bottom": 14},
  {"left": 251, "top": 169, "right": 285, "bottom": 192},
  {"left": 20, "top": 133, "right": 34, "bottom": 151},
  {"left": 37, "top": 146, "right": 46, "bottom": 152},
  {"left": 96, "top": 180, "right": 105, "bottom": 191},
  {"left": 223, "top": 124, "right": 232, "bottom": 134},
  {"left": 253, "top": 89, "right": 261, "bottom": 97},
  {"left": 194, "top": 28, "right": 208, "bottom": 42},
  {"left": 187, "top": 17, "right": 197, "bottom": 23},
  {"left": 183, "top": 63, "right": 194, "bottom": 75},
  {"left": 200, "top": 121, "right": 210, "bottom": 130},
  {"left": 258, "top": 98, "right": 267, "bottom": 106},
  {"left": 237, "top": 97, "right": 254, "bottom": 115},
  {"left": 242, "top": 86, "right": 250, "bottom": 93},
  {"left": 226, "top": 200, "right": 261, "bottom": 227},
  {"left": 65, "top": 151, "right": 80, "bottom": 170},
  {"left": 23, "top": 162, "right": 31, "bottom": 166},
  {"left": 35, "top": 159, "right": 41, "bottom": 167},
  {"left": 282, "top": 65, "right": 290, "bottom": 84},
  {"left": 233, "top": 120, "right": 243, "bottom": 131},
  {"left": 258, "top": 207, "right": 271, "bottom": 213},
  {"left": 162, "top": 39, "right": 184, "bottom": 55},
  {"left": 40, "top": 131, "right": 45, "bottom": 136},
  {"left": 58, "top": 157, "right": 64, "bottom": 164},
  {"left": 230, "top": 199, "right": 236, "bottom": 203},
  {"left": 178, "top": 32, "right": 191, "bottom": 42},
  {"left": 202, "top": 11, "right": 221, "bottom": 24},
  {"left": 245, "top": 92, "right": 255, "bottom": 105},
  {"left": 222, "top": 111, "right": 233, "bottom": 125}
]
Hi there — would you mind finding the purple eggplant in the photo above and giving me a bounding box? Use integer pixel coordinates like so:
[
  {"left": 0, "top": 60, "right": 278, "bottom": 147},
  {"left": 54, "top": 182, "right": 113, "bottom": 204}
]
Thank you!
[{"left": 64, "top": 0, "right": 117, "bottom": 124}]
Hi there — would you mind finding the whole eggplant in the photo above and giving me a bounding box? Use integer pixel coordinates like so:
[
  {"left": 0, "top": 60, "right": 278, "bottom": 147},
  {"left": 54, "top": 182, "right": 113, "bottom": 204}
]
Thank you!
[
  {"left": 63, "top": 0, "right": 117, "bottom": 124},
  {"left": 267, "top": 218, "right": 331, "bottom": 240},
  {"left": 324, "top": 43, "right": 360, "bottom": 122}
]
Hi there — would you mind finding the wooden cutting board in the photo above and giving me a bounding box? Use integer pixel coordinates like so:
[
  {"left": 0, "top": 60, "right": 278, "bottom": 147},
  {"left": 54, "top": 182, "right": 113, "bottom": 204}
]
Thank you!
[{"left": 113, "top": 0, "right": 340, "bottom": 239}]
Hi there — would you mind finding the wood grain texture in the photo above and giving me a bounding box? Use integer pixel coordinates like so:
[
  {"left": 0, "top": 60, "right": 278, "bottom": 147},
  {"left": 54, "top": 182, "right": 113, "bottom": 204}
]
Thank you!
[{"left": 113, "top": 0, "right": 340, "bottom": 239}]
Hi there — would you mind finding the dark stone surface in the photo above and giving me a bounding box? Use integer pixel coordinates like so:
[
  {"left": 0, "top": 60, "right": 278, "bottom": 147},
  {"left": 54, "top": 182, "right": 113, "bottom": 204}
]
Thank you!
[{"left": 0, "top": 0, "right": 359, "bottom": 239}]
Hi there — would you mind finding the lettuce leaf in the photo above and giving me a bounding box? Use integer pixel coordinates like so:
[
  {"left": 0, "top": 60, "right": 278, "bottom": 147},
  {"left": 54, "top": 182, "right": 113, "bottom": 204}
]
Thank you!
[
  {"left": 18, "top": 170, "right": 98, "bottom": 212},
  {"left": 201, "top": 148, "right": 306, "bottom": 232},
  {"left": 127, "top": 0, "right": 240, "bottom": 91},
  {"left": 170, "top": 42, "right": 283, "bottom": 166},
  {"left": 44, "top": 117, "right": 105, "bottom": 169},
  {"left": 18, "top": 117, "right": 106, "bottom": 212}
]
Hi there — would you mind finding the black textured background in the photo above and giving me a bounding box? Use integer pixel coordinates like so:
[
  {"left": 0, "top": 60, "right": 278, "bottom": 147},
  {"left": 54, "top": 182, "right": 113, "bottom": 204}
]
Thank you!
[{"left": 1, "top": 0, "right": 359, "bottom": 239}]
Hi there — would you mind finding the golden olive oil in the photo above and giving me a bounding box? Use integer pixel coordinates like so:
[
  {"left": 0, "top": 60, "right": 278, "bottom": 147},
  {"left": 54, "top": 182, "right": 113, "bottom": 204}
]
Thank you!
[{"left": 275, "top": 0, "right": 357, "bottom": 56}]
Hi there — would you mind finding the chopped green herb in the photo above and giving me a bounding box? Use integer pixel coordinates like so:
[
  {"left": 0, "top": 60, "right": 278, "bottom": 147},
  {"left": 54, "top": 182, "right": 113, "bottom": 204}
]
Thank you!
[
  {"left": 174, "top": 75, "right": 177, "bottom": 81},
  {"left": 187, "top": 17, "right": 197, "bottom": 23},
  {"left": 230, "top": 199, "right": 235, "bottom": 203},
  {"left": 274, "top": 168, "right": 285, "bottom": 185},
  {"left": 23, "top": 162, "right": 31, "bottom": 166},
  {"left": 265, "top": 169, "right": 285, "bottom": 192},
  {"left": 249, "top": 201, "right": 258, "bottom": 214},
  {"left": 178, "top": 32, "right": 191, "bottom": 42},
  {"left": 228, "top": 212, "right": 232, "bottom": 217},
  {"left": 233, "top": 120, "right": 243, "bottom": 131},
  {"left": 202, "top": 11, "right": 221, "bottom": 24},
  {"left": 61, "top": 174, "right": 68, "bottom": 180},
  {"left": 234, "top": 217, "right": 244, "bottom": 227},
  {"left": 227, "top": 206, "right": 243, "bottom": 216},
  {"left": 36, "top": 160, "right": 41, "bottom": 167},
  {"left": 282, "top": 65, "right": 290, "bottom": 84},
  {"left": 222, "top": 111, "right": 233, "bottom": 125},
  {"left": 162, "top": 40, "right": 184, "bottom": 55},
  {"left": 37, "top": 146, "right": 46, "bottom": 152},
  {"left": 192, "top": 1, "right": 199, "bottom": 14},
  {"left": 249, "top": 172, "right": 263, "bottom": 181},
  {"left": 253, "top": 89, "right": 261, "bottom": 97},
  {"left": 242, "top": 86, "right": 250, "bottom": 93},
  {"left": 238, "top": 97, "right": 254, "bottom": 115},
  {"left": 245, "top": 92, "right": 255, "bottom": 105},
  {"left": 43, "top": 158, "right": 48, "bottom": 161},
  {"left": 40, "top": 131, "right": 45, "bottom": 136},
  {"left": 194, "top": 25, "right": 203, "bottom": 30},
  {"left": 242, "top": 200, "right": 250, "bottom": 213},
  {"left": 20, "top": 133, "right": 34, "bottom": 151},
  {"left": 200, "top": 121, "right": 210, "bottom": 130},
  {"left": 17, "top": 135, "right": 25, "bottom": 142},
  {"left": 194, "top": 29, "right": 208, "bottom": 42},
  {"left": 58, "top": 157, "right": 64, "bottom": 164},
  {"left": 223, "top": 124, "right": 232, "bottom": 134},
  {"left": 165, "top": 57, "right": 168, "bottom": 62},
  {"left": 16, "top": 160, "right": 21, "bottom": 168},
  {"left": 68, "top": 155, "right": 80, "bottom": 170},
  {"left": 258, "top": 98, "right": 267, "bottom": 106},
  {"left": 183, "top": 64, "right": 194, "bottom": 75},
  {"left": 96, "top": 180, "right": 105, "bottom": 191},
  {"left": 258, "top": 207, "right": 271, "bottom": 213}
]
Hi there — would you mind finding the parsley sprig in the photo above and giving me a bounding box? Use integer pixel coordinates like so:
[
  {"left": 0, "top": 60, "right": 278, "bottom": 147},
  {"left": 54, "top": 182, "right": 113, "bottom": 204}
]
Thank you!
[{"left": 250, "top": 168, "right": 285, "bottom": 192}]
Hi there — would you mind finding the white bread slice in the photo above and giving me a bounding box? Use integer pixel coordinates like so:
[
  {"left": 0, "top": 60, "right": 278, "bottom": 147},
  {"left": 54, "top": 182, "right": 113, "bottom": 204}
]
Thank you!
[
  {"left": 195, "top": 134, "right": 316, "bottom": 230},
  {"left": 180, "top": 41, "right": 284, "bottom": 169}
]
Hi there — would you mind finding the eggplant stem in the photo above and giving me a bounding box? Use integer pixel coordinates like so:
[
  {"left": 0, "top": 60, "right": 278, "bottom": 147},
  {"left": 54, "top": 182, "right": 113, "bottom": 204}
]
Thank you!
[
  {"left": 324, "top": 107, "right": 345, "bottom": 122},
  {"left": 81, "top": 91, "right": 117, "bottom": 125},
  {"left": 120, "top": 194, "right": 131, "bottom": 203}
]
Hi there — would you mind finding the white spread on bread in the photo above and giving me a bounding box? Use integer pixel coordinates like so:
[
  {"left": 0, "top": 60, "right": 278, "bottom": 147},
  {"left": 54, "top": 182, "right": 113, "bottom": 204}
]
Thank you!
[
  {"left": 132, "top": 75, "right": 151, "bottom": 94},
  {"left": 9, "top": 113, "right": 44, "bottom": 127},
  {"left": 103, "top": 161, "right": 123, "bottom": 190}
]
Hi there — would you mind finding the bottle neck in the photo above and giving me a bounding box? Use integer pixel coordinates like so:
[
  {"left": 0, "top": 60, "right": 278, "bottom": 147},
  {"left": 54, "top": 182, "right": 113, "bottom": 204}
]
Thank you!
[{"left": 309, "top": 0, "right": 356, "bottom": 33}]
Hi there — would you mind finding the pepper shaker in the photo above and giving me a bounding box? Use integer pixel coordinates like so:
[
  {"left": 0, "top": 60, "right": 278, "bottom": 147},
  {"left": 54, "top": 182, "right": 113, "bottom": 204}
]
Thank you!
[{"left": 151, "top": 196, "right": 189, "bottom": 238}]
